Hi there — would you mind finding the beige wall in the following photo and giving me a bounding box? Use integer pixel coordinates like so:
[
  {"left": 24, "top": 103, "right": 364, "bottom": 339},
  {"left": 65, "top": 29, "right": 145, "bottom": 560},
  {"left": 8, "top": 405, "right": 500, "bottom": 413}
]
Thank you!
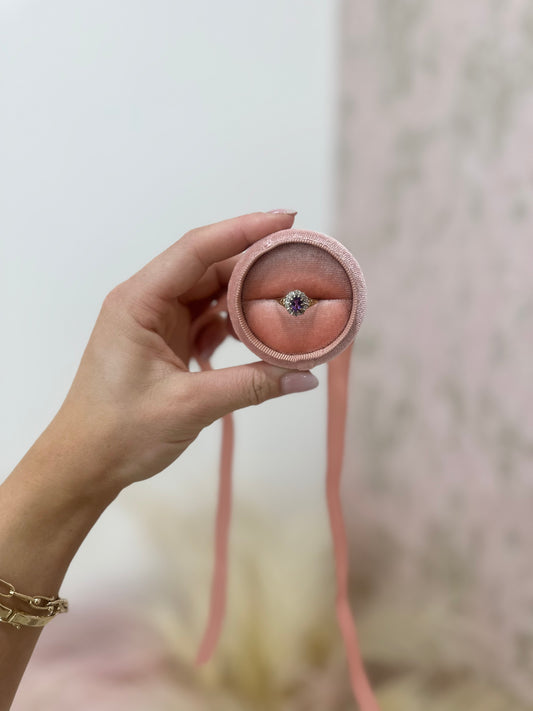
[{"left": 338, "top": 1, "right": 533, "bottom": 701}]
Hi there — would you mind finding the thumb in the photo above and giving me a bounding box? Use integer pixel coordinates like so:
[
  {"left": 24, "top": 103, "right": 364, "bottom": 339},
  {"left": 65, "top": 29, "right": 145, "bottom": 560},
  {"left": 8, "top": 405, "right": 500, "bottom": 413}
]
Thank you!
[{"left": 188, "top": 361, "right": 319, "bottom": 424}]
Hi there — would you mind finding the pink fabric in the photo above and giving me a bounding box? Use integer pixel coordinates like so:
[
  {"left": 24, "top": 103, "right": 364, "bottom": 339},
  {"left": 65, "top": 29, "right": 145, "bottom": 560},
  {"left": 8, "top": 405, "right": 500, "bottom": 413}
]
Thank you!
[
  {"left": 327, "top": 346, "right": 379, "bottom": 711},
  {"left": 241, "top": 242, "right": 352, "bottom": 298},
  {"left": 194, "top": 367, "right": 234, "bottom": 667},
  {"left": 189, "top": 298, "right": 234, "bottom": 666},
  {"left": 242, "top": 300, "right": 351, "bottom": 354},
  {"left": 190, "top": 230, "right": 378, "bottom": 710}
]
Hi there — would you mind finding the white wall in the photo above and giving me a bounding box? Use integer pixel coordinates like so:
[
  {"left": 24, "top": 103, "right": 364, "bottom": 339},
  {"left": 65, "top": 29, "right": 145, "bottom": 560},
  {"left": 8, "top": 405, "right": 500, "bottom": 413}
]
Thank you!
[{"left": 0, "top": 0, "right": 339, "bottom": 593}]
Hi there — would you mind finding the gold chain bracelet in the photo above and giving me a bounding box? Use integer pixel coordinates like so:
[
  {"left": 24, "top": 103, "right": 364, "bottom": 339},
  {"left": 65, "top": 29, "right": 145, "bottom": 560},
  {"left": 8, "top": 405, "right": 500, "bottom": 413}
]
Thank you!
[{"left": 0, "top": 578, "right": 68, "bottom": 630}]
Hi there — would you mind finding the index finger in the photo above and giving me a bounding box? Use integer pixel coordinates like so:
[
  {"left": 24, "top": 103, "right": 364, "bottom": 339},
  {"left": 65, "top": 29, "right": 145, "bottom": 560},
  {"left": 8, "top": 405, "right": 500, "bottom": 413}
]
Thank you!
[{"left": 130, "top": 211, "right": 297, "bottom": 302}]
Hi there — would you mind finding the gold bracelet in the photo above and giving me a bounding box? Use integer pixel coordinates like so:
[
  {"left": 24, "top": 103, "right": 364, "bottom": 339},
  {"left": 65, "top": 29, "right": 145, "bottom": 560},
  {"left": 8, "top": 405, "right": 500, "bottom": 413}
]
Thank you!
[{"left": 0, "top": 578, "right": 68, "bottom": 630}]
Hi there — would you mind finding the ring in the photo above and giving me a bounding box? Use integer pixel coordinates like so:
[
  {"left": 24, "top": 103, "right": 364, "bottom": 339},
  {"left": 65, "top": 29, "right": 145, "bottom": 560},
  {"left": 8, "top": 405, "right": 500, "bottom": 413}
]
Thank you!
[{"left": 278, "top": 289, "right": 318, "bottom": 316}]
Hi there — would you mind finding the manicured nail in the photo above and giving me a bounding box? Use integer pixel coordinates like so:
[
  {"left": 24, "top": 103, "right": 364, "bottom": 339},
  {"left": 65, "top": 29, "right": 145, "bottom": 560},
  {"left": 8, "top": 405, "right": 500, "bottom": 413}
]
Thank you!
[
  {"left": 280, "top": 371, "right": 319, "bottom": 395},
  {"left": 266, "top": 208, "right": 298, "bottom": 216}
]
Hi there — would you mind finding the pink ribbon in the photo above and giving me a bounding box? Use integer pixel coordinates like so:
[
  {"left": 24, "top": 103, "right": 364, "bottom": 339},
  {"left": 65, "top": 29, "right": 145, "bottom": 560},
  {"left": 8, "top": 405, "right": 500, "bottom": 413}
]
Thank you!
[{"left": 191, "top": 305, "right": 379, "bottom": 710}]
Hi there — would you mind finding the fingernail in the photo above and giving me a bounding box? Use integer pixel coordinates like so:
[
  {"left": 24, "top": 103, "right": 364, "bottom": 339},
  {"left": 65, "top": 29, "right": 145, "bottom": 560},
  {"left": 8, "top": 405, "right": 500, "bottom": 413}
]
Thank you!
[
  {"left": 266, "top": 208, "right": 298, "bottom": 216},
  {"left": 280, "top": 371, "right": 319, "bottom": 395}
]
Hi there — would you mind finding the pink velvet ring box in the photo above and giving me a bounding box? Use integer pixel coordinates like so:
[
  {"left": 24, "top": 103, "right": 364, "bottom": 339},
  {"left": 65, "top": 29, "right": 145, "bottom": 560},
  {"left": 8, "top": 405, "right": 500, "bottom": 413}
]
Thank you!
[
  {"left": 227, "top": 228, "right": 367, "bottom": 369},
  {"left": 201, "top": 228, "right": 378, "bottom": 709}
]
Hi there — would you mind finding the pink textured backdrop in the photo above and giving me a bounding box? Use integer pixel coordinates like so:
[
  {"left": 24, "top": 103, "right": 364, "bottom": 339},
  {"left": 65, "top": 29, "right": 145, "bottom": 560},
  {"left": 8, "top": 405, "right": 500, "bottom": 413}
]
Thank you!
[
  {"left": 11, "top": 4, "right": 533, "bottom": 709},
  {"left": 338, "top": 0, "right": 533, "bottom": 703}
]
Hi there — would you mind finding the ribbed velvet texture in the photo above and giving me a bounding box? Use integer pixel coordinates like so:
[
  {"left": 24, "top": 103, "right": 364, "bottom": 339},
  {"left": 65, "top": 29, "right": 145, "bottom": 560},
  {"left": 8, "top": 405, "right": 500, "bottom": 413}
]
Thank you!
[{"left": 228, "top": 229, "right": 367, "bottom": 369}]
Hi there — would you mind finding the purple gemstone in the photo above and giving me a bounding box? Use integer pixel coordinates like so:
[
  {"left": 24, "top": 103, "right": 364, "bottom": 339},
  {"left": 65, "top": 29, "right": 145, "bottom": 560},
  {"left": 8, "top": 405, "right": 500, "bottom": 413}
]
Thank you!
[{"left": 283, "top": 289, "right": 310, "bottom": 316}]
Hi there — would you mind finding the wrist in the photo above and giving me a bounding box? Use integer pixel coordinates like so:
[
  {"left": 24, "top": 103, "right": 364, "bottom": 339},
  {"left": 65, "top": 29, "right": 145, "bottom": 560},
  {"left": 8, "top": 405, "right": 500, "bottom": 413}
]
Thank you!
[
  {"left": 31, "top": 405, "right": 125, "bottom": 505},
  {"left": 0, "top": 417, "right": 121, "bottom": 593}
]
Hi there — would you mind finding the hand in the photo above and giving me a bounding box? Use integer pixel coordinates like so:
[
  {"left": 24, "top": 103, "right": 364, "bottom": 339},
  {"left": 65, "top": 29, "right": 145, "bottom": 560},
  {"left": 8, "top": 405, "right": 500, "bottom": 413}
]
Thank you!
[
  {"left": 49, "top": 211, "right": 318, "bottom": 497},
  {"left": 0, "top": 210, "right": 319, "bottom": 710}
]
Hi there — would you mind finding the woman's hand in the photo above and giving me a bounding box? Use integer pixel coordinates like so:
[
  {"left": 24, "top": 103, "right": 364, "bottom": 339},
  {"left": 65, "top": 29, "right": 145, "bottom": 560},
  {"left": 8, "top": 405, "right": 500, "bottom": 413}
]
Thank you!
[
  {"left": 47, "top": 210, "right": 318, "bottom": 497},
  {"left": 0, "top": 211, "right": 319, "bottom": 711}
]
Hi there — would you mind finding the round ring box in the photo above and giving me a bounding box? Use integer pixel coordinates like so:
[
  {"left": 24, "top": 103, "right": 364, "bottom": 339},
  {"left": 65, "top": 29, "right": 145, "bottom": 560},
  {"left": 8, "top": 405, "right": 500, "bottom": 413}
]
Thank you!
[{"left": 227, "top": 229, "right": 367, "bottom": 369}]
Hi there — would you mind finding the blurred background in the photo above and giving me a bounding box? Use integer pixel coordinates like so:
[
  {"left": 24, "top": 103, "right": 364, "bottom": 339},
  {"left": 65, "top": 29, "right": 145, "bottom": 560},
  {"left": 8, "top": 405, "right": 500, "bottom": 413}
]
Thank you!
[{"left": 2, "top": 1, "right": 533, "bottom": 709}]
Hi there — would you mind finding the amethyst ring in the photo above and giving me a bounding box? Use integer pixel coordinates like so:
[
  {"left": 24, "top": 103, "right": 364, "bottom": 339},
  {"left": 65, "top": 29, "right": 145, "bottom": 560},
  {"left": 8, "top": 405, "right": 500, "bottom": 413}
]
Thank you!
[{"left": 278, "top": 289, "right": 318, "bottom": 317}]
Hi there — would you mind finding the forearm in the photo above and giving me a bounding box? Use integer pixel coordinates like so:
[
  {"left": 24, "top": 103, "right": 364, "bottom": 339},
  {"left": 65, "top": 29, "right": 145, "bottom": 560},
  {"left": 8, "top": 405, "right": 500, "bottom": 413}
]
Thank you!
[
  {"left": 0, "top": 210, "right": 301, "bottom": 709},
  {"left": 0, "top": 415, "right": 119, "bottom": 710}
]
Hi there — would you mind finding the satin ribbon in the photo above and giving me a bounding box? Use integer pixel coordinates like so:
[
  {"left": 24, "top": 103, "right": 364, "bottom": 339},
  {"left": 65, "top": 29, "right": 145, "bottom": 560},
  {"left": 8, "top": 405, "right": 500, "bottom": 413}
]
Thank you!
[{"left": 190, "top": 302, "right": 379, "bottom": 710}]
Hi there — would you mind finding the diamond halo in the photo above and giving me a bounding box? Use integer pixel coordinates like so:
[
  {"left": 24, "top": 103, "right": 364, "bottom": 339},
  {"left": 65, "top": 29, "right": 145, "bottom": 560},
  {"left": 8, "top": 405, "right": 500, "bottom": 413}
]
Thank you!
[{"left": 279, "top": 289, "right": 315, "bottom": 316}]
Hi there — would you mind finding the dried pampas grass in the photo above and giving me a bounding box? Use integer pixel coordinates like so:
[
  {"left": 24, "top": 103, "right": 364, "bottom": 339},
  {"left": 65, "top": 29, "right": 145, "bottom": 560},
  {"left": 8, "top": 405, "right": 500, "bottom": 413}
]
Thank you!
[{"left": 13, "top": 493, "right": 530, "bottom": 710}]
